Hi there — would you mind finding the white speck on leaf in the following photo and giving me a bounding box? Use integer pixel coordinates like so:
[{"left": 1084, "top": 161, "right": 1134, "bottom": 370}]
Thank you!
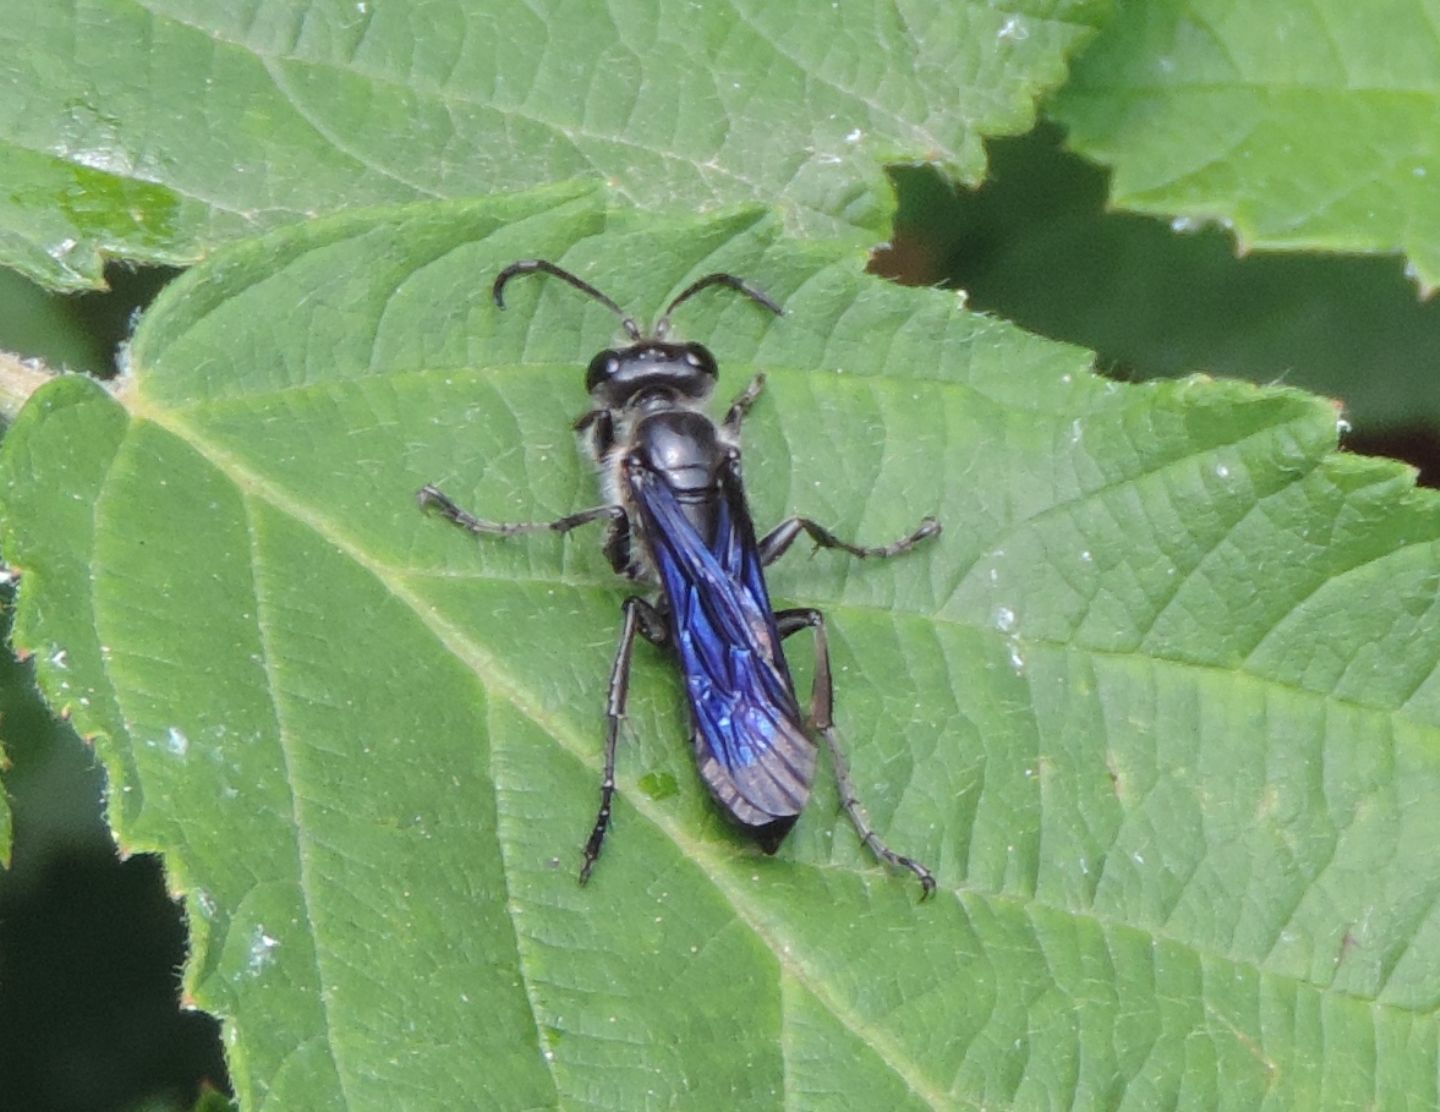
[
  {"left": 247, "top": 927, "right": 280, "bottom": 975},
  {"left": 997, "top": 17, "right": 1028, "bottom": 41}
]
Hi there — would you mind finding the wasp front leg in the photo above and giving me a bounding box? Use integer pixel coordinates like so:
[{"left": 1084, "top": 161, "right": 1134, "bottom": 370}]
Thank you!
[
  {"left": 722, "top": 374, "right": 767, "bottom": 438},
  {"left": 418, "top": 485, "right": 624, "bottom": 537}
]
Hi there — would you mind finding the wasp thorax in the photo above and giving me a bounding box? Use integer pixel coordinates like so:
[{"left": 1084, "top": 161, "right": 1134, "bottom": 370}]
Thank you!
[
  {"left": 632, "top": 410, "right": 724, "bottom": 493},
  {"left": 586, "top": 341, "right": 718, "bottom": 407}
]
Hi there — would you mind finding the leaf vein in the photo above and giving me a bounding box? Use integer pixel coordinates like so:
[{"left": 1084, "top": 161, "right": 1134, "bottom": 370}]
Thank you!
[{"left": 241, "top": 488, "right": 353, "bottom": 1106}]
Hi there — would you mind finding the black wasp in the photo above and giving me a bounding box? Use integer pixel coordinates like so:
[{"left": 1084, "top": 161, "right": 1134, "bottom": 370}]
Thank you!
[{"left": 420, "top": 260, "right": 941, "bottom": 895}]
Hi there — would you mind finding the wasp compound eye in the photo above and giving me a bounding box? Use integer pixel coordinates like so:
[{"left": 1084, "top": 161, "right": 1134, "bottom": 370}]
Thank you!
[
  {"left": 586, "top": 349, "right": 622, "bottom": 393},
  {"left": 682, "top": 343, "right": 718, "bottom": 378}
]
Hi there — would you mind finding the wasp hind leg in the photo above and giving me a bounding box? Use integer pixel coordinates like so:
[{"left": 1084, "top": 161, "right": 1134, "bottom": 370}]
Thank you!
[
  {"left": 774, "top": 607, "right": 936, "bottom": 898},
  {"left": 581, "top": 595, "right": 668, "bottom": 884}
]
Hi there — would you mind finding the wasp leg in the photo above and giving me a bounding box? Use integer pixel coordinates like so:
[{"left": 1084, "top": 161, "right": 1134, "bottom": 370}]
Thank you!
[
  {"left": 419, "top": 484, "right": 623, "bottom": 537},
  {"left": 723, "top": 373, "right": 767, "bottom": 437},
  {"left": 582, "top": 595, "right": 668, "bottom": 884},
  {"left": 774, "top": 607, "right": 936, "bottom": 898},
  {"left": 759, "top": 513, "right": 940, "bottom": 566},
  {"left": 602, "top": 513, "right": 645, "bottom": 580}
]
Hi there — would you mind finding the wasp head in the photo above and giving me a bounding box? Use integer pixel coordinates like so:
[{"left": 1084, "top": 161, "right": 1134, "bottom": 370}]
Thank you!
[
  {"left": 493, "top": 260, "right": 781, "bottom": 410},
  {"left": 585, "top": 341, "right": 718, "bottom": 408}
]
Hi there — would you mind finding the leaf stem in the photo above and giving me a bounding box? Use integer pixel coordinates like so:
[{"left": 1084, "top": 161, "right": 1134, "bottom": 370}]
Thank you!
[{"left": 0, "top": 351, "right": 55, "bottom": 423}]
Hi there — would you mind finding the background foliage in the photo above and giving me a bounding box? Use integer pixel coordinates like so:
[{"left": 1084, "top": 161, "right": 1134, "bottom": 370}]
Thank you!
[{"left": 1, "top": 1, "right": 1437, "bottom": 1109}]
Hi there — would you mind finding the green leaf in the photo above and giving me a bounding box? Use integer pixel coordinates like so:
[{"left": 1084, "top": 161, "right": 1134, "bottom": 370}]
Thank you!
[
  {"left": 1051, "top": 0, "right": 1440, "bottom": 290},
  {"left": 0, "top": 0, "right": 1108, "bottom": 290},
  {"left": 6, "top": 189, "right": 1440, "bottom": 1108}
]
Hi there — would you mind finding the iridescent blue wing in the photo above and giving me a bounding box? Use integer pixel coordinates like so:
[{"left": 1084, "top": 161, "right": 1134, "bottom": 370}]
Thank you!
[
  {"left": 712, "top": 455, "right": 779, "bottom": 638},
  {"left": 628, "top": 463, "right": 816, "bottom": 845}
]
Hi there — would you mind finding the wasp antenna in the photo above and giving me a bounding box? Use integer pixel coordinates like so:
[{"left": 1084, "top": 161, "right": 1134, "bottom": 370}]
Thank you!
[
  {"left": 493, "top": 259, "right": 642, "bottom": 340},
  {"left": 656, "top": 273, "right": 784, "bottom": 336}
]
